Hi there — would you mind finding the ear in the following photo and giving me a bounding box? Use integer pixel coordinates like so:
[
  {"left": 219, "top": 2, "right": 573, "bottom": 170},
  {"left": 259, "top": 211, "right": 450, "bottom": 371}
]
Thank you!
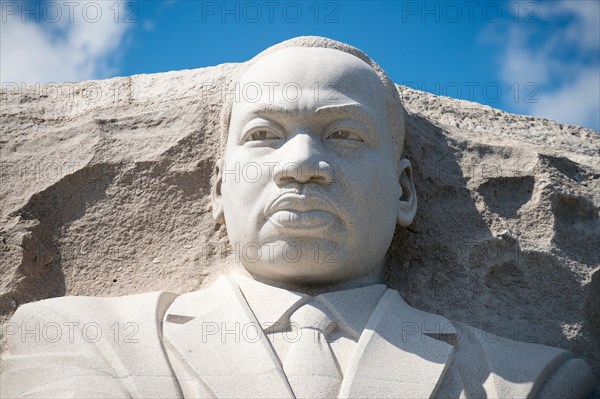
[
  {"left": 396, "top": 159, "right": 417, "bottom": 227},
  {"left": 211, "top": 159, "right": 225, "bottom": 224}
]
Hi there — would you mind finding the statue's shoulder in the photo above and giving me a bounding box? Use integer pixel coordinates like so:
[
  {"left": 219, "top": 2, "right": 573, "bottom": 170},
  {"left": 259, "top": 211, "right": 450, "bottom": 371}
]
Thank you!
[
  {"left": 9, "top": 290, "right": 179, "bottom": 327},
  {"left": 2, "top": 291, "right": 183, "bottom": 398},
  {"left": 380, "top": 292, "right": 595, "bottom": 398},
  {"left": 4, "top": 291, "right": 180, "bottom": 359},
  {"left": 7, "top": 276, "right": 235, "bottom": 332},
  {"left": 449, "top": 321, "right": 595, "bottom": 398}
]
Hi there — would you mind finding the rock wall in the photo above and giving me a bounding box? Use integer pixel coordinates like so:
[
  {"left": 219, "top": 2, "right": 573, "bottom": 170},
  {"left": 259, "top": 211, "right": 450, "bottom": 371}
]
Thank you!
[{"left": 1, "top": 64, "right": 598, "bottom": 381}]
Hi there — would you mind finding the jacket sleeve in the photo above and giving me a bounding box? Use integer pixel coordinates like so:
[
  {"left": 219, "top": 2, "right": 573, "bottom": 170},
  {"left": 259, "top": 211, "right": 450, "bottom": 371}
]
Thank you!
[
  {"left": 1, "top": 292, "right": 181, "bottom": 399},
  {"left": 449, "top": 321, "right": 596, "bottom": 399},
  {"left": 537, "top": 357, "right": 596, "bottom": 399}
]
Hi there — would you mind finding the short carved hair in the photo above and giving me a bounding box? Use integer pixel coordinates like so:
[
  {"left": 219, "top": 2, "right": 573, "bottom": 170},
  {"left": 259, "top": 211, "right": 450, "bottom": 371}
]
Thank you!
[{"left": 218, "top": 35, "right": 407, "bottom": 174}]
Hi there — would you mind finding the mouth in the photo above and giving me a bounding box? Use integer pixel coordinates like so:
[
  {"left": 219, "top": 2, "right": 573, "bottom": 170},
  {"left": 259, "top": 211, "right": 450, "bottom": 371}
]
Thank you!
[{"left": 265, "top": 193, "right": 338, "bottom": 233}]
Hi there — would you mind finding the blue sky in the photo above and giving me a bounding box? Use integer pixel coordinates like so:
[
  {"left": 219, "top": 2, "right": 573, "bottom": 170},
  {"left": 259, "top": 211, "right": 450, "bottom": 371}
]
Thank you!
[{"left": 1, "top": 0, "right": 599, "bottom": 130}]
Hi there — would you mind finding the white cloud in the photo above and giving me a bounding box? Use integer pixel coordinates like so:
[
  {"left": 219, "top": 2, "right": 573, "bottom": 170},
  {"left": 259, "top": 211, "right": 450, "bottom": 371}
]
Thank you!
[
  {"left": 499, "top": 28, "right": 551, "bottom": 85},
  {"left": 1, "top": 1, "right": 132, "bottom": 85},
  {"left": 529, "top": 67, "right": 599, "bottom": 129},
  {"left": 486, "top": 0, "right": 600, "bottom": 130},
  {"left": 538, "top": 0, "right": 600, "bottom": 52}
]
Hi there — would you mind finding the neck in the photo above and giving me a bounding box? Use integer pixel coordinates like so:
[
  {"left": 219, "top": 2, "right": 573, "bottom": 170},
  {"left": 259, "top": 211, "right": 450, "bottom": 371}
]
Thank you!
[{"left": 232, "top": 263, "right": 386, "bottom": 296}]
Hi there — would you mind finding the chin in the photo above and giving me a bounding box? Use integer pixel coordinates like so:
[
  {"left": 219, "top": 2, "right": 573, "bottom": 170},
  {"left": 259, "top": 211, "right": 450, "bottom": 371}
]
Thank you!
[
  {"left": 236, "top": 237, "right": 382, "bottom": 285},
  {"left": 246, "top": 260, "right": 341, "bottom": 283},
  {"left": 247, "top": 257, "right": 379, "bottom": 289}
]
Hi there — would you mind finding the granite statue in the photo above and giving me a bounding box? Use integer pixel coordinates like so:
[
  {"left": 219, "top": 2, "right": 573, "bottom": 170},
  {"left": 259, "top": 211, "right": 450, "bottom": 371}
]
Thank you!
[{"left": 1, "top": 36, "right": 595, "bottom": 399}]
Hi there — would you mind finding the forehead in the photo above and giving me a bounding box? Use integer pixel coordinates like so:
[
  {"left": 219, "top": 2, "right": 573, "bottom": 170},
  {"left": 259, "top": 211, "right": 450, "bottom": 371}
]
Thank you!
[
  {"left": 242, "top": 47, "right": 379, "bottom": 83},
  {"left": 233, "top": 47, "right": 389, "bottom": 120}
]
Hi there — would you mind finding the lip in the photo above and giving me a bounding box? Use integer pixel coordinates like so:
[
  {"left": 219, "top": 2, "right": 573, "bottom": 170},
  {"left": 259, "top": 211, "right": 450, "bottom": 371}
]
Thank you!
[{"left": 265, "top": 193, "right": 338, "bottom": 232}]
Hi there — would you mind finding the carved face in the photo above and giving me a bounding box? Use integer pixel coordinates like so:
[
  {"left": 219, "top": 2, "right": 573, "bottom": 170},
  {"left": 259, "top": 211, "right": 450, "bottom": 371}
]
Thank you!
[{"left": 213, "top": 47, "right": 416, "bottom": 286}]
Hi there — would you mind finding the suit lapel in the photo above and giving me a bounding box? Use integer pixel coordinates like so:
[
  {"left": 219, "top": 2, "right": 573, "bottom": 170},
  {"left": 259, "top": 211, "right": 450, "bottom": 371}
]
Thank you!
[
  {"left": 339, "top": 289, "right": 457, "bottom": 398},
  {"left": 162, "top": 277, "right": 294, "bottom": 398}
]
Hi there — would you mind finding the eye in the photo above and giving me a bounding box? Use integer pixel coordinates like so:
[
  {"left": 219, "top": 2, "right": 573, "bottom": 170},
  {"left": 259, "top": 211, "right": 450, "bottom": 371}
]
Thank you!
[
  {"left": 326, "top": 129, "right": 363, "bottom": 142},
  {"left": 246, "top": 129, "right": 280, "bottom": 142}
]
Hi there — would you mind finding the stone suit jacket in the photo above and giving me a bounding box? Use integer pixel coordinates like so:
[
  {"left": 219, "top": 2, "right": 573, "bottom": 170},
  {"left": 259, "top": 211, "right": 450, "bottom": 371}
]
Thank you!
[{"left": 1, "top": 276, "right": 595, "bottom": 398}]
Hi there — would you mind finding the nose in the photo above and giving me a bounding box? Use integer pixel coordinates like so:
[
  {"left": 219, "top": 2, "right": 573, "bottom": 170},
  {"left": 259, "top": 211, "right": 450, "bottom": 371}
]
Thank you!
[{"left": 273, "top": 133, "right": 333, "bottom": 185}]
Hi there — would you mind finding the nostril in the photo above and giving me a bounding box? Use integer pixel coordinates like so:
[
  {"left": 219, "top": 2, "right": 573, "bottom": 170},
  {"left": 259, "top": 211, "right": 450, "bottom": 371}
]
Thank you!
[{"left": 273, "top": 161, "right": 333, "bottom": 184}]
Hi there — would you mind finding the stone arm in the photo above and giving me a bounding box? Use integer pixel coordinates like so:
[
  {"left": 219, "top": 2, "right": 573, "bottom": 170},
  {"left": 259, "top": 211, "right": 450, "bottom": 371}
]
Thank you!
[
  {"left": 443, "top": 322, "right": 596, "bottom": 399},
  {"left": 1, "top": 292, "right": 182, "bottom": 399},
  {"left": 537, "top": 357, "right": 596, "bottom": 399}
]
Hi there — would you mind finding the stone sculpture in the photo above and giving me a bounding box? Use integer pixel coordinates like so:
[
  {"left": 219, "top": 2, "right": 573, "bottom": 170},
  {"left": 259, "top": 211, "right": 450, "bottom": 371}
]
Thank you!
[{"left": 1, "top": 36, "right": 596, "bottom": 398}]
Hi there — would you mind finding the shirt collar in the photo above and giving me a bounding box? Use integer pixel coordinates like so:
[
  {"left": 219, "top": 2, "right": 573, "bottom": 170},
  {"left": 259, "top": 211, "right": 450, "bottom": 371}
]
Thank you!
[{"left": 231, "top": 271, "right": 387, "bottom": 339}]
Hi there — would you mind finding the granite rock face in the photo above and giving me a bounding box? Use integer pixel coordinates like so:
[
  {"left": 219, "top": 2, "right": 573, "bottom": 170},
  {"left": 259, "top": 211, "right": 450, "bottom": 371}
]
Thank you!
[{"left": 1, "top": 65, "right": 598, "bottom": 381}]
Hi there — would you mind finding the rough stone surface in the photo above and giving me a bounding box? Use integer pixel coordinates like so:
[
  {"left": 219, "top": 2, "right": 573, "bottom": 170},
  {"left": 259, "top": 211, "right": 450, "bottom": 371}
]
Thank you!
[{"left": 1, "top": 64, "right": 599, "bottom": 384}]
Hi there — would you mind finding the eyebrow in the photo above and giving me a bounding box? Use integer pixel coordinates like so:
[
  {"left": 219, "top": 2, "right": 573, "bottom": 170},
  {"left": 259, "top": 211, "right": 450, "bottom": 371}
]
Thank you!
[
  {"left": 314, "top": 103, "right": 377, "bottom": 131},
  {"left": 247, "top": 103, "right": 377, "bottom": 131},
  {"left": 248, "top": 103, "right": 290, "bottom": 115}
]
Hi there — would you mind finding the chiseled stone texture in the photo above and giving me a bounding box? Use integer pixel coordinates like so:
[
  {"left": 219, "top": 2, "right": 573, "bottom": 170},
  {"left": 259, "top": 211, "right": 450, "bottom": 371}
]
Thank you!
[{"left": 1, "top": 65, "right": 599, "bottom": 385}]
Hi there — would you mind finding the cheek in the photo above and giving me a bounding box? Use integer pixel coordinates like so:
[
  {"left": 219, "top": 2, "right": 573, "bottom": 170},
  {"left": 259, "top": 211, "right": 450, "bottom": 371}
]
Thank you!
[
  {"left": 341, "top": 155, "right": 397, "bottom": 198},
  {"left": 221, "top": 158, "right": 273, "bottom": 225},
  {"left": 222, "top": 180, "right": 259, "bottom": 213},
  {"left": 340, "top": 158, "right": 399, "bottom": 228},
  {"left": 222, "top": 158, "right": 262, "bottom": 198}
]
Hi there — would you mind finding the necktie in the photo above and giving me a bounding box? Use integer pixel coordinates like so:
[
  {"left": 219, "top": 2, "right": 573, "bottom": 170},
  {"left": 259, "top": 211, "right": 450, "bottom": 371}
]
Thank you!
[{"left": 282, "top": 301, "right": 342, "bottom": 398}]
